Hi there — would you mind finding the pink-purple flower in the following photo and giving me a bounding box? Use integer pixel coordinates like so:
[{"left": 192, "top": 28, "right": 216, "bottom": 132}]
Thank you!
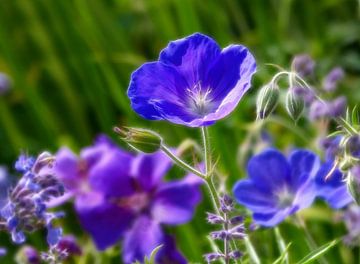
[
  {"left": 54, "top": 137, "right": 202, "bottom": 263},
  {"left": 128, "top": 33, "right": 256, "bottom": 127}
]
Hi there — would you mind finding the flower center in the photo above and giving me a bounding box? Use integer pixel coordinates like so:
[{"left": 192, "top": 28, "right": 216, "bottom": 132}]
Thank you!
[
  {"left": 116, "top": 192, "right": 150, "bottom": 213},
  {"left": 276, "top": 187, "right": 294, "bottom": 209},
  {"left": 187, "top": 83, "right": 213, "bottom": 116}
]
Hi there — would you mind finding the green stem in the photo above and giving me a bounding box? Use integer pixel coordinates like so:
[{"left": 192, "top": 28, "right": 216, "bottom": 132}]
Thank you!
[
  {"left": 201, "top": 126, "right": 212, "bottom": 176},
  {"left": 160, "top": 144, "right": 206, "bottom": 178},
  {"left": 274, "top": 227, "right": 289, "bottom": 264},
  {"left": 294, "top": 214, "right": 328, "bottom": 264}
]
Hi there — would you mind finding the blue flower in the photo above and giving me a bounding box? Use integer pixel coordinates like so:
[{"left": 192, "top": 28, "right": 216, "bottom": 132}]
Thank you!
[
  {"left": 128, "top": 33, "right": 256, "bottom": 127},
  {"left": 315, "top": 161, "right": 353, "bottom": 209},
  {"left": 233, "top": 149, "right": 319, "bottom": 227}
]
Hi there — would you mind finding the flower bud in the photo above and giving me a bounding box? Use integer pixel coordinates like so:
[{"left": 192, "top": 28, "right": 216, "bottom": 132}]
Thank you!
[
  {"left": 256, "top": 84, "right": 279, "bottom": 119},
  {"left": 285, "top": 89, "right": 304, "bottom": 122},
  {"left": 347, "top": 166, "right": 360, "bottom": 205},
  {"left": 114, "top": 127, "right": 162, "bottom": 153}
]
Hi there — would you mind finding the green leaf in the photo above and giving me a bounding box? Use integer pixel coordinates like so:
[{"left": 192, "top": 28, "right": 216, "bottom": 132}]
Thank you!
[
  {"left": 296, "top": 239, "right": 339, "bottom": 264},
  {"left": 274, "top": 227, "right": 290, "bottom": 264},
  {"left": 272, "top": 243, "right": 292, "bottom": 264}
]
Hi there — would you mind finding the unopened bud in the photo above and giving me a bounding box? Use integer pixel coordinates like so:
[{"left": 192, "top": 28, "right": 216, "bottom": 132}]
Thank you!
[
  {"left": 256, "top": 84, "right": 279, "bottom": 119},
  {"left": 347, "top": 166, "right": 360, "bottom": 205},
  {"left": 114, "top": 127, "right": 162, "bottom": 153},
  {"left": 285, "top": 89, "right": 304, "bottom": 122}
]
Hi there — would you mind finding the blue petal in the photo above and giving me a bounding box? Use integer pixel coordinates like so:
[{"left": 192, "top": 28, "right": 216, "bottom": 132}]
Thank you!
[
  {"left": 88, "top": 149, "right": 134, "bottom": 198},
  {"left": 132, "top": 151, "right": 173, "bottom": 192},
  {"left": 75, "top": 193, "right": 135, "bottom": 250},
  {"left": 11, "top": 230, "right": 25, "bottom": 244},
  {"left": 122, "top": 215, "right": 163, "bottom": 264},
  {"left": 247, "top": 149, "right": 291, "bottom": 193},
  {"left": 46, "top": 226, "right": 62, "bottom": 246},
  {"left": 151, "top": 174, "right": 203, "bottom": 225},
  {"left": 156, "top": 235, "right": 187, "bottom": 264},
  {"left": 128, "top": 62, "right": 189, "bottom": 121},
  {"left": 159, "top": 33, "right": 221, "bottom": 87},
  {"left": 253, "top": 207, "right": 295, "bottom": 227},
  {"left": 289, "top": 150, "right": 320, "bottom": 190},
  {"left": 233, "top": 179, "right": 277, "bottom": 213},
  {"left": 315, "top": 161, "right": 353, "bottom": 209}
]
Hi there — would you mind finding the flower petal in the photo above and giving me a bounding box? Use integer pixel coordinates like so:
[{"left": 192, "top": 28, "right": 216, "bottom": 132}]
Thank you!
[
  {"left": 200, "top": 45, "right": 256, "bottom": 121},
  {"left": 289, "top": 150, "right": 320, "bottom": 190},
  {"left": 88, "top": 149, "right": 134, "bottom": 198},
  {"left": 159, "top": 33, "right": 221, "bottom": 87},
  {"left": 75, "top": 192, "right": 134, "bottom": 250},
  {"left": 54, "top": 148, "right": 80, "bottom": 191},
  {"left": 151, "top": 175, "right": 203, "bottom": 225},
  {"left": 156, "top": 235, "right": 187, "bottom": 264},
  {"left": 132, "top": 151, "right": 173, "bottom": 191},
  {"left": 232, "top": 179, "right": 277, "bottom": 213},
  {"left": 122, "top": 215, "right": 163, "bottom": 264},
  {"left": 247, "top": 149, "right": 291, "bottom": 193},
  {"left": 315, "top": 161, "right": 353, "bottom": 208},
  {"left": 253, "top": 206, "right": 297, "bottom": 227},
  {"left": 128, "top": 62, "right": 190, "bottom": 121}
]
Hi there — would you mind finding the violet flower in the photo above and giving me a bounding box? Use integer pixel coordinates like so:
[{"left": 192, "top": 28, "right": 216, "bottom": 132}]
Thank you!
[
  {"left": 0, "top": 153, "right": 64, "bottom": 245},
  {"left": 291, "top": 54, "right": 315, "bottom": 77},
  {"left": 54, "top": 137, "right": 202, "bottom": 263},
  {"left": 233, "top": 149, "right": 319, "bottom": 226},
  {"left": 0, "top": 72, "right": 11, "bottom": 95},
  {"left": 342, "top": 204, "right": 360, "bottom": 245},
  {"left": 128, "top": 33, "right": 256, "bottom": 127},
  {"left": 314, "top": 161, "right": 353, "bottom": 209},
  {"left": 322, "top": 67, "right": 344, "bottom": 92}
]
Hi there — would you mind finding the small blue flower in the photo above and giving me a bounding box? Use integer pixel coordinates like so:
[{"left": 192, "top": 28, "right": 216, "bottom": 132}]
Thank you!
[
  {"left": 233, "top": 149, "right": 319, "bottom": 226},
  {"left": 315, "top": 161, "right": 353, "bottom": 209},
  {"left": 128, "top": 33, "right": 256, "bottom": 127},
  {"left": 14, "top": 154, "right": 35, "bottom": 173}
]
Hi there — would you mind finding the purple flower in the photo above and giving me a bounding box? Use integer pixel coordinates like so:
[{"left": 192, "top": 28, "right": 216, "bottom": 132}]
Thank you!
[
  {"left": 233, "top": 149, "right": 319, "bottom": 226},
  {"left": 342, "top": 204, "right": 360, "bottom": 245},
  {"left": 291, "top": 54, "right": 315, "bottom": 77},
  {"left": 322, "top": 67, "right": 344, "bottom": 92},
  {"left": 128, "top": 33, "right": 256, "bottom": 127},
  {"left": 0, "top": 72, "right": 11, "bottom": 95},
  {"left": 0, "top": 153, "right": 64, "bottom": 245},
  {"left": 314, "top": 161, "right": 353, "bottom": 209},
  {"left": 54, "top": 137, "right": 202, "bottom": 263},
  {"left": 308, "top": 97, "right": 346, "bottom": 120}
]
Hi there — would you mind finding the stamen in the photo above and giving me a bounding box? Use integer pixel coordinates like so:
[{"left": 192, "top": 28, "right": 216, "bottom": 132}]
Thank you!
[{"left": 187, "top": 82, "right": 213, "bottom": 115}]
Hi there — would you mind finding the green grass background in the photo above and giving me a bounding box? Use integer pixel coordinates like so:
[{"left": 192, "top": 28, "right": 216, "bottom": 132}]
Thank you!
[{"left": 0, "top": 0, "right": 360, "bottom": 263}]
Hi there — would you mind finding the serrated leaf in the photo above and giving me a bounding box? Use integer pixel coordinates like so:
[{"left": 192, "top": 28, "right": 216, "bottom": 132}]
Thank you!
[{"left": 296, "top": 239, "right": 339, "bottom": 264}]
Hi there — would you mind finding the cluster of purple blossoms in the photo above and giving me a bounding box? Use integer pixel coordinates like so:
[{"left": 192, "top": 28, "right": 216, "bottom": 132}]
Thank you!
[
  {"left": 53, "top": 136, "right": 203, "bottom": 263},
  {"left": 342, "top": 204, "right": 360, "bottom": 246},
  {"left": 16, "top": 235, "right": 81, "bottom": 264},
  {"left": 128, "top": 33, "right": 256, "bottom": 127},
  {"left": 0, "top": 153, "right": 65, "bottom": 245},
  {"left": 291, "top": 54, "right": 346, "bottom": 121},
  {"left": 233, "top": 148, "right": 353, "bottom": 227},
  {"left": 204, "top": 195, "right": 244, "bottom": 263}
]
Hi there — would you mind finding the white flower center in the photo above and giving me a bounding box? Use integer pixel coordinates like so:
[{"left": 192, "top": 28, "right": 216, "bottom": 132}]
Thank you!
[
  {"left": 276, "top": 187, "right": 294, "bottom": 209},
  {"left": 187, "top": 82, "right": 213, "bottom": 116}
]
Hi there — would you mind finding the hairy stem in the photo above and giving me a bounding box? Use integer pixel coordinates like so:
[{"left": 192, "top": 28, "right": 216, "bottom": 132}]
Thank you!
[{"left": 160, "top": 144, "right": 206, "bottom": 178}]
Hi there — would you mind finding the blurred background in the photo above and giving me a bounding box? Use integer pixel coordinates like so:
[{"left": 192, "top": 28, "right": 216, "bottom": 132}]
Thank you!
[{"left": 0, "top": 0, "right": 360, "bottom": 263}]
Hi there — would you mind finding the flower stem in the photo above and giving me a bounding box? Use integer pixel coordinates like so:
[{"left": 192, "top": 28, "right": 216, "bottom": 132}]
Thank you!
[
  {"left": 160, "top": 144, "right": 206, "bottom": 178},
  {"left": 201, "top": 126, "right": 212, "bottom": 176}
]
